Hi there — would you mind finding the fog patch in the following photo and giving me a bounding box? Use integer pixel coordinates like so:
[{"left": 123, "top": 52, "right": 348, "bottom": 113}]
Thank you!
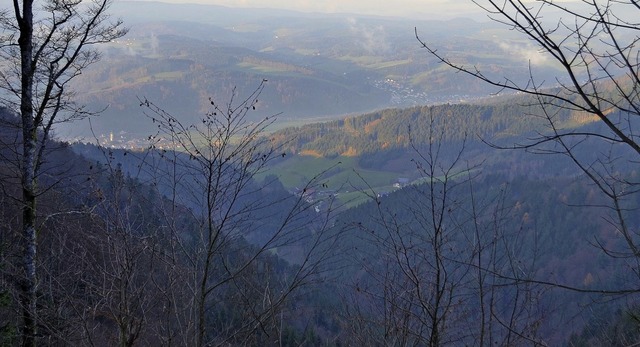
[
  {"left": 347, "top": 17, "right": 390, "bottom": 55},
  {"left": 499, "top": 41, "right": 548, "bottom": 66},
  {"left": 149, "top": 32, "right": 159, "bottom": 56}
]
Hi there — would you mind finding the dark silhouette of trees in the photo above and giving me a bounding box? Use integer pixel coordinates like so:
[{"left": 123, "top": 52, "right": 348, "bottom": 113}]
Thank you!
[
  {"left": 417, "top": 0, "right": 640, "bottom": 315},
  {"left": 341, "top": 115, "right": 546, "bottom": 346},
  {"left": 0, "top": 0, "right": 126, "bottom": 344},
  {"left": 138, "top": 82, "right": 339, "bottom": 346}
]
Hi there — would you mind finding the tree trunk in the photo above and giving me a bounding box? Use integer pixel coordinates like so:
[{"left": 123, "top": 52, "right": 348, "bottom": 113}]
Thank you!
[{"left": 16, "top": 0, "right": 38, "bottom": 345}]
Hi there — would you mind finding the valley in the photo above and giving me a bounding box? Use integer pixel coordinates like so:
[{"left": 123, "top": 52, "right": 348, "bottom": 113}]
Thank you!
[{"left": 58, "top": 1, "right": 564, "bottom": 141}]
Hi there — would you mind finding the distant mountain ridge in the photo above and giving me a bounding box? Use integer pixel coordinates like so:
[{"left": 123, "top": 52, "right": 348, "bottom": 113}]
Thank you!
[{"left": 59, "top": 1, "right": 566, "bottom": 139}]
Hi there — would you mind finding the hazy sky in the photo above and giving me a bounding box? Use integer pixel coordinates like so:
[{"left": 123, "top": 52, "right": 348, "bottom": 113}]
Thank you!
[{"left": 127, "top": 0, "right": 485, "bottom": 19}]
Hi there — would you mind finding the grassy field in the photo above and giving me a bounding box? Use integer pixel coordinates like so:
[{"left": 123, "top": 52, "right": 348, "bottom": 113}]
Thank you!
[
  {"left": 237, "top": 61, "right": 299, "bottom": 74},
  {"left": 259, "top": 154, "right": 405, "bottom": 208},
  {"left": 338, "top": 55, "right": 381, "bottom": 65},
  {"left": 154, "top": 71, "right": 184, "bottom": 80},
  {"left": 369, "top": 59, "right": 413, "bottom": 70},
  {"left": 262, "top": 155, "right": 347, "bottom": 188}
]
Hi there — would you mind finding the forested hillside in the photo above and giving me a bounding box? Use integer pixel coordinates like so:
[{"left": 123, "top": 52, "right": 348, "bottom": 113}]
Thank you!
[
  {"left": 274, "top": 92, "right": 609, "bottom": 153},
  {"left": 67, "top": 88, "right": 639, "bottom": 344},
  {"left": 331, "top": 172, "right": 639, "bottom": 344},
  {"left": 0, "top": 107, "right": 344, "bottom": 345},
  {"left": 2, "top": 87, "right": 639, "bottom": 345}
]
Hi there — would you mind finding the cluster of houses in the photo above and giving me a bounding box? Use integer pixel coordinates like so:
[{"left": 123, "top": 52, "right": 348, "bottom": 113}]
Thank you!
[{"left": 292, "top": 177, "right": 412, "bottom": 213}]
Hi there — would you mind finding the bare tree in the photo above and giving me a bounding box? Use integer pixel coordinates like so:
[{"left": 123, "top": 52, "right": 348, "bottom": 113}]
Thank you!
[
  {"left": 139, "top": 82, "right": 338, "bottom": 346},
  {"left": 82, "top": 163, "right": 164, "bottom": 347},
  {"left": 0, "top": 0, "right": 126, "bottom": 344},
  {"left": 418, "top": 0, "right": 640, "bottom": 293},
  {"left": 342, "top": 116, "right": 546, "bottom": 346}
]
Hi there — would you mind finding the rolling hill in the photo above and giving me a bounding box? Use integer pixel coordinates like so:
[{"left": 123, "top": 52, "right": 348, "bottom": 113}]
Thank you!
[{"left": 59, "top": 1, "right": 566, "bottom": 140}]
